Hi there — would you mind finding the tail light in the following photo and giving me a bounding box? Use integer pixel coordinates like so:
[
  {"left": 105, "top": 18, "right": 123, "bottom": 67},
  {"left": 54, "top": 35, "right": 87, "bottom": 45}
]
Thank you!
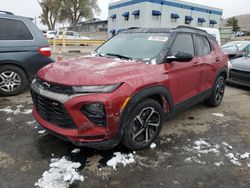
[{"left": 38, "top": 47, "right": 51, "bottom": 57}]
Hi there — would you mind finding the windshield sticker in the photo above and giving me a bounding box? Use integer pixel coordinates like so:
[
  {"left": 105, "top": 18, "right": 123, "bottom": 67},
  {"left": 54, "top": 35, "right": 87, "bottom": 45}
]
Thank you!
[{"left": 148, "top": 36, "right": 168, "bottom": 42}]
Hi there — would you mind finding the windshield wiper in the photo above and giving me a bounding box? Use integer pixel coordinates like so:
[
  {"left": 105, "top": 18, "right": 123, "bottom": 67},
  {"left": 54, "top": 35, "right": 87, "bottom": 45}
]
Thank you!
[{"left": 105, "top": 53, "right": 133, "bottom": 60}]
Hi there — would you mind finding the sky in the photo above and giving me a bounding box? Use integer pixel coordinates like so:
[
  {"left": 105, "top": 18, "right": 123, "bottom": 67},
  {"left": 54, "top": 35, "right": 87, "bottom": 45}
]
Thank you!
[{"left": 0, "top": 0, "right": 250, "bottom": 29}]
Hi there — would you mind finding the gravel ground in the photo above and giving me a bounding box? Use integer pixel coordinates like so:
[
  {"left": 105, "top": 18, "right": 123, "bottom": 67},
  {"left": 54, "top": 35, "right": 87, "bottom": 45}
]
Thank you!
[{"left": 0, "top": 75, "right": 250, "bottom": 187}]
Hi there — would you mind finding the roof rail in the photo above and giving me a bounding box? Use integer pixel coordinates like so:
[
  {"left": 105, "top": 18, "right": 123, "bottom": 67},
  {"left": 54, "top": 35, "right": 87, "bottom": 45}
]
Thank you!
[
  {"left": 0, "top": 10, "right": 14, "bottom": 15},
  {"left": 176, "top": 25, "right": 207, "bottom": 34}
]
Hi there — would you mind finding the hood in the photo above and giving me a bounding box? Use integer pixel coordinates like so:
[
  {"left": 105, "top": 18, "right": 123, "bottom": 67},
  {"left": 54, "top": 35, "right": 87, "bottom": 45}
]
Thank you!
[
  {"left": 38, "top": 56, "right": 156, "bottom": 86},
  {"left": 231, "top": 56, "right": 250, "bottom": 72}
]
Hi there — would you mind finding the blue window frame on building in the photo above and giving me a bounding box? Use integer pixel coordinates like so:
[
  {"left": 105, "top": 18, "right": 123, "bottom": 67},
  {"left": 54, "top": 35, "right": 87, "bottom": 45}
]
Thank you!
[
  {"left": 122, "top": 12, "right": 129, "bottom": 21},
  {"left": 210, "top": 20, "right": 217, "bottom": 27},
  {"left": 171, "top": 13, "right": 180, "bottom": 23},
  {"left": 110, "top": 14, "right": 116, "bottom": 22},
  {"left": 185, "top": 16, "right": 193, "bottom": 25},
  {"left": 152, "top": 10, "right": 161, "bottom": 20},
  {"left": 132, "top": 10, "right": 140, "bottom": 19},
  {"left": 198, "top": 17, "right": 206, "bottom": 26}
]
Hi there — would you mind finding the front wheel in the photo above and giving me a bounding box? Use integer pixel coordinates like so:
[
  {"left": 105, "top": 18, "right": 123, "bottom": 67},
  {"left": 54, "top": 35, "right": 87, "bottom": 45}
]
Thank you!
[
  {"left": 205, "top": 76, "right": 225, "bottom": 107},
  {"left": 122, "top": 99, "right": 163, "bottom": 150}
]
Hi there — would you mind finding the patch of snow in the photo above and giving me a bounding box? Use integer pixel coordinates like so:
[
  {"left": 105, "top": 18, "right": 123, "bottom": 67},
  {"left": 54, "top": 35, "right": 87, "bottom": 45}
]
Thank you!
[
  {"left": 240, "top": 152, "right": 250, "bottom": 159},
  {"left": 0, "top": 106, "right": 32, "bottom": 115},
  {"left": 106, "top": 152, "right": 135, "bottom": 170},
  {"left": 35, "top": 157, "right": 83, "bottom": 188},
  {"left": 248, "top": 164, "right": 250, "bottom": 168},
  {"left": 6, "top": 117, "right": 13, "bottom": 122},
  {"left": 225, "top": 153, "right": 241, "bottom": 166},
  {"left": 71, "top": 149, "right": 81, "bottom": 154},
  {"left": 38, "top": 130, "right": 46, "bottom": 134},
  {"left": 150, "top": 143, "right": 157, "bottom": 149},
  {"left": 214, "top": 162, "right": 224, "bottom": 167},
  {"left": 222, "top": 142, "right": 233, "bottom": 150},
  {"left": 172, "top": 180, "right": 180, "bottom": 185},
  {"left": 184, "top": 156, "right": 205, "bottom": 165},
  {"left": 26, "top": 120, "right": 36, "bottom": 125},
  {"left": 212, "top": 113, "right": 224, "bottom": 117}
]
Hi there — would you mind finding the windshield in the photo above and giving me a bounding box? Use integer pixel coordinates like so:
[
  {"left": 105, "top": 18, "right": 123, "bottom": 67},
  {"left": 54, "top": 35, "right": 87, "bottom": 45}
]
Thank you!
[{"left": 96, "top": 32, "right": 169, "bottom": 60}]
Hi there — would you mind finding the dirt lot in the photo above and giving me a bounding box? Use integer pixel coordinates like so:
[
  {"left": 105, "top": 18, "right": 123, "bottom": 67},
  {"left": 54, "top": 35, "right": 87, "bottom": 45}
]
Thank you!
[{"left": 0, "top": 83, "right": 250, "bottom": 188}]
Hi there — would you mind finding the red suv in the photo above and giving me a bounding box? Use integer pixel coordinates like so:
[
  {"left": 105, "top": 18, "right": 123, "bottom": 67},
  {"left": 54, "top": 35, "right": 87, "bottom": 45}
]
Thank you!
[{"left": 31, "top": 26, "right": 228, "bottom": 150}]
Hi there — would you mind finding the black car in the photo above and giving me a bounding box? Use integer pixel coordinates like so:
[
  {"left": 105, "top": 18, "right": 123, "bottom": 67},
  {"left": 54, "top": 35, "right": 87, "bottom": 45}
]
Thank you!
[
  {"left": 222, "top": 41, "right": 250, "bottom": 60},
  {"left": 228, "top": 54, "right": 250, "bottom": 87},
  {"left": 0, "top": 11, "right": 53, "bottom": 96}
]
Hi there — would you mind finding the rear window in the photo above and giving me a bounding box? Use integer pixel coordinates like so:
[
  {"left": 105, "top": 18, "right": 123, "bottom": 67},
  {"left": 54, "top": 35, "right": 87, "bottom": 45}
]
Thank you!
[{"left": 0, "top": 18, "right": 33, "bottom": 40}]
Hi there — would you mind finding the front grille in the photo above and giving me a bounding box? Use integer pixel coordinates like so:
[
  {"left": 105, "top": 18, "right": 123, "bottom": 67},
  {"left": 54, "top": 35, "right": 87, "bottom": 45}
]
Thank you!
[
  {"left": 229, "top": 69, "right": 250, "bottom": 84},
  {"left": 31, "top": 91, "right": 76, "bottom": 129},
  {"left": 37, "top": 78, "right": 74, "bottom": 95}
]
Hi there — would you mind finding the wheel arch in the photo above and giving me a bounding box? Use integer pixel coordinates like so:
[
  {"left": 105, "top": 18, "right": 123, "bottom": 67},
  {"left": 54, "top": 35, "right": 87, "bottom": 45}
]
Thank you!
[
  {"left": 117, "top": 85, "right": 174, "bottom": 142},
  {"left": 0, "top": 61, "right": 29, "bottom": 81}
]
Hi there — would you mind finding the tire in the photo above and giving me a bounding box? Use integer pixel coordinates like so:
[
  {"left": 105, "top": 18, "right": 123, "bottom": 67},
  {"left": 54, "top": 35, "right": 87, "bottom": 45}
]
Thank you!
[
  {"left": 205, "top": 76, "right": 225, "bottom": 107},
  {"left": 122, "top": 99, "right": 163, "bottom": 150},
  {"left": 0, "top": 65, "right": 28, "bottom": 96}
]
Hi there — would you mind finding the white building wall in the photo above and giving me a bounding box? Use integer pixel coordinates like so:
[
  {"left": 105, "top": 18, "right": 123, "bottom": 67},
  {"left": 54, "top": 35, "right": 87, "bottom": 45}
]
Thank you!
[{"left": 108, "top": 0, "right": 223, "bottom": 37}]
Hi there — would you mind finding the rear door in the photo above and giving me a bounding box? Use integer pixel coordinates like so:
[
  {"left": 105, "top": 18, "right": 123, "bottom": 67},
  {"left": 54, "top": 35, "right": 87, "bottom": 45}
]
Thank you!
[
  {"left": 194, "top": 34, "right": 215, "bottom": 92},
  {"left": 164, "top": 33, "right": 202, "bottom": 104}
]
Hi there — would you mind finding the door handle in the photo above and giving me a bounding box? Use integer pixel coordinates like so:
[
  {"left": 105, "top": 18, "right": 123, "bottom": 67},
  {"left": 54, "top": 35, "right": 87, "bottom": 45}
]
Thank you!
[
  {"left": 193, "top": 61, "right": 200, "bottom": 66},
  {"left": 215, "top": 57, "right": 221, "bottom": 62}
]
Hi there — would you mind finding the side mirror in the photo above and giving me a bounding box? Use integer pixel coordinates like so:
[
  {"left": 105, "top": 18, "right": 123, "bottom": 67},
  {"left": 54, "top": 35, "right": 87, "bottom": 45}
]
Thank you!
[{"left": 167, "top": 51, "right": 193, "bottom": 62}]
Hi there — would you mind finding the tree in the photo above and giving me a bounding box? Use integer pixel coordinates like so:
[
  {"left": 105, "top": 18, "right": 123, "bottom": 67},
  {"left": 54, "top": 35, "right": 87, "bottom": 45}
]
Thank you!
[
  {"left": 226, "top": 17, "right": 241, "bottom": 31},
  {"left": 60, "top": 0, "right": 100, "bottom": 31},
  {"left": 37, "top": 0, "right": 63, "bottom": 30}
]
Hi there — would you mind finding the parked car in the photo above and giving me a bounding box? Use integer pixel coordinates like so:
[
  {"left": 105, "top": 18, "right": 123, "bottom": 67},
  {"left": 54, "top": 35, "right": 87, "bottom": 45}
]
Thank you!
[
  {"left": 44, "top": 30, "right": 56, "bottom": 39},
  {"left": 55, "top": 30, "right": 90, "bottom": 40},
  {"left": 31, "top": 26, "right": 228, "bottom": 150},
  {"left": 236, "top": 31, "right": 245, "bottom": 37},
  {"left": 0, "top": 11, "right": 53, "bottom": 96},
  {"left": 222, "top": 41, "right": 250, "bottom": 59},
  {"left": 228, "top": 53, "right": 250, "bottom": 87}
]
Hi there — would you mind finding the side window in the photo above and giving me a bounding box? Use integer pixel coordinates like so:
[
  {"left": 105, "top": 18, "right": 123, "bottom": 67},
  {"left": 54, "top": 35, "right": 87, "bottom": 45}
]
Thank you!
[
  {"left": 170, "top": 34, "right": 194, "bottom": 56},
  {"left": 0, "top": 18, "right": 33, "bottom": 40},
  {"left": 195, "top": 35, "right": 212, "bottom": 56}
]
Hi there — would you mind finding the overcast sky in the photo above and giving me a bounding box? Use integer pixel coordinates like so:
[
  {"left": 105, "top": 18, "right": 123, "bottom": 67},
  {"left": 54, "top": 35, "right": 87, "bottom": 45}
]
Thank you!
[{"left": 0, "top": 0, "right": 249, "bottom": 29}]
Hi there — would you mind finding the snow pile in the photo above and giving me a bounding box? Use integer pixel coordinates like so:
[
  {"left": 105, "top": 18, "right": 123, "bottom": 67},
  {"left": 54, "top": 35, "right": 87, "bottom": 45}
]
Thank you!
[
  {"left": 214, "top": 162, "right": 224, "bottom": 167},
  {"left": 212, "top": 113, "right": 224, "bottom": 117},
  {"left": 225, "top": 153, "right": 241, "bottom": 166},
  {"left": 0, "top": 105, "right": 32, "bottom": 115},
  {"left": 192, "top": 139, "right": 220, "bottom": 154},
  {"left": 150, "top": 143, "right": 157, "bottom": 149},
  {"left": 35, "top": 157, "right": 84, "bottom": 188},
  {"left": 71, "top": 149, "right": 81, "bottom": 154},
  {"left": 38, "top": 130, "right": 46, "bottom": 134},
  {"left": 106, "top": 152, "right": 135, "bottom": 170}
]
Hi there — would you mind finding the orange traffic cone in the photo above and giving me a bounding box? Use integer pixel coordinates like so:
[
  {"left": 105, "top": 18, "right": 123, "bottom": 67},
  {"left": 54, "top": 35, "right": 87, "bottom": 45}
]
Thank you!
[{"left": 56, "top": 49, "right": 63, "bottom": 62}]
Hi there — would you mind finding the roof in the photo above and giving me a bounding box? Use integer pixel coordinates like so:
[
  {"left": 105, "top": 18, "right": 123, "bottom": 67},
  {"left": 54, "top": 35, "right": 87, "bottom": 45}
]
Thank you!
[{"left": 122, "top": 26, "right": 207, "bottom": 35}]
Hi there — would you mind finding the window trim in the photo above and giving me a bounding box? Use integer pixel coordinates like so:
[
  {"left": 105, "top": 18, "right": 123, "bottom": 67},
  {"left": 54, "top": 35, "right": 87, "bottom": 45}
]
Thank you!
[
  {"left": 169, "top": 32, "right": 195, "bottom": 57},
  {"left": 0, "top": 17, "right": 35, "bottom": 42},
  {"left": 193, "top": 34, "right": 213, "bottom": 57}
]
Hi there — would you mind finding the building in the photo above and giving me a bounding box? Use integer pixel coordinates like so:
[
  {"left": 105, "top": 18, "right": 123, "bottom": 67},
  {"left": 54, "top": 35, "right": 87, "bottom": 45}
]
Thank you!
[
  {"left": 108, "top": 0, "right": 223, "bottom": 37},
  {"left": 76, "top": 18, "right": 108, "bottom": 33}
]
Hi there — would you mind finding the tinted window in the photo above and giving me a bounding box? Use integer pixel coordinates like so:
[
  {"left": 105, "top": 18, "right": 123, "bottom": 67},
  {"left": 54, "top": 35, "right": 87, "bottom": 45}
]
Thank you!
[
  {"left": 170, "top": 34, "right": 194, "bottom": 56},
  {"left": 196, "top": 35, "right": 212, "bottom": 56},
  {"left": 0, "top": 18, "right": 33, "bottom": 40}
]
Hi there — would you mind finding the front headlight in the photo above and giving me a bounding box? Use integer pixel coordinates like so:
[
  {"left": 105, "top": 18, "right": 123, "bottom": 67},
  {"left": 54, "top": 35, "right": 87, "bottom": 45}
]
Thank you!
[{"left": 73, "top": 83, "right": 122, "bottom": 93}]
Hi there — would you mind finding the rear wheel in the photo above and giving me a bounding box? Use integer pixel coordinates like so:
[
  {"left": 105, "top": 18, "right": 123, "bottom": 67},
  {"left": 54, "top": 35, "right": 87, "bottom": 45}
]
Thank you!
[
  {"left": 205, "top": 76, "right": 225, "bottom": 107},
  {"left": 122, "top": 99, "right": 163, "bottom": 150},
  {"left": 0, "top": 65, "right": 28, "bottom": 96}
]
